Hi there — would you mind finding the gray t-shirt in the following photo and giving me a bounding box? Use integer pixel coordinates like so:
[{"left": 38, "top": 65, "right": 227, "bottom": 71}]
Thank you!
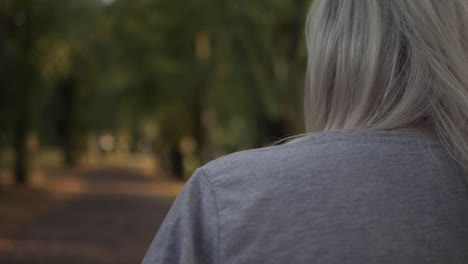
[{"left": 142, "top": 129, "right": 468, "bottom": 264}]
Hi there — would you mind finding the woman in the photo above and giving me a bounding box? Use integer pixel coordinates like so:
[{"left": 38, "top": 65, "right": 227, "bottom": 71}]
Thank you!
[{"left": 142, "top": 0, "right": 468, "bottom": 263}]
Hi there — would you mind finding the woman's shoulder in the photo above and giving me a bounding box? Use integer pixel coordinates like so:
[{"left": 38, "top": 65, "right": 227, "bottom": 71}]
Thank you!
[
  {"left": 197, "top": 129, "right": 444, "bottom": 191},
  {"left": 197, "top": 134, "right": 338, "bottom": 189}
]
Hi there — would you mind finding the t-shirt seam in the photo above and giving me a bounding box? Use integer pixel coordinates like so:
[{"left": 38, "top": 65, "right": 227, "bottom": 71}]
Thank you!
[
  {"left": 212, "top": 134, "right": 443, "bottom": 162},
  {"left": 198, "top": 168, "right": 221, "bottom": 264},
  {"left": 308, "top": 137, "right": 443, "bottom": 147},
  {"left": 204, "top": 138, "right": 443, "bottom": 188}
]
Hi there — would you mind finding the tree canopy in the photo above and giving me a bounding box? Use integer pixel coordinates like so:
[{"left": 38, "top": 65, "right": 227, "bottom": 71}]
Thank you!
[{"left": 0, "top": 0, "right": 311, "bottom": 182}]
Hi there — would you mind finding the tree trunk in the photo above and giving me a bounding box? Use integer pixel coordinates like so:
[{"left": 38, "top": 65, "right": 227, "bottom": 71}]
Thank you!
[
  {"left": 169, "top": 143, "right": 184, "bottom": 180},
  {"left": 14, "top": 114, "right": 28, "bottom": 185},
  {"left": 189, "top": 78, "right": 209, "bottom": 164},
  {"left": 285, "top": 0, "right": 307, "bottom": 134},
  {"left": 57, "top": 77, "right": 78, "bottom": 166}
]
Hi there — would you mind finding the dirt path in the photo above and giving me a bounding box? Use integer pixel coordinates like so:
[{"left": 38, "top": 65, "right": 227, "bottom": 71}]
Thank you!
[{"left": 0, "top": 167, "right": 184, "bottom": 264}]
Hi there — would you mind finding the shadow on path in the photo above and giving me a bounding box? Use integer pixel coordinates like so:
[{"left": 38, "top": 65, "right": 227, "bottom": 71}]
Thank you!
[{"left": 0, "top": 167, "right": 182, "bottom": 264}]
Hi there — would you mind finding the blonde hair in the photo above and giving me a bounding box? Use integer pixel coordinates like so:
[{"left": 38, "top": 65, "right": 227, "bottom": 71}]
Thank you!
[{"left": 301, "top": 0, "right": 468, "bottom": 172}]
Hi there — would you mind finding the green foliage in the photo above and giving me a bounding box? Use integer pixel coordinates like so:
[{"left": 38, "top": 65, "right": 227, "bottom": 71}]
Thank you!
[{"left": 0, "top": 0, "right": 312, "bottom": 179}]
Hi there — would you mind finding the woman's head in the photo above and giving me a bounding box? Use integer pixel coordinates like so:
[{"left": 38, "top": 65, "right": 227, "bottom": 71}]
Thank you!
[{"left": 304, "top": 0, "right": 468, "bottom": 171}]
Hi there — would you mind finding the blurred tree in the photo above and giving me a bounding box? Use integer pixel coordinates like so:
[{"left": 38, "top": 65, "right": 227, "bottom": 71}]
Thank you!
[
  {"left": 0, "top": 0, "right": 311, "bottom": 181},
  {"left": 0, "top": 0, "right": 57, "bottom": 184},
  {"left": 40, "top": 1, "right": 117, "bottom": 166},
  {"left": 207, "top": 0, "right": 309, "bottom": 147}
]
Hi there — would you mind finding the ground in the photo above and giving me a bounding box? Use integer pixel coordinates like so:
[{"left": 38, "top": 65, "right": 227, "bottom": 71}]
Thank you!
[{"left": 0, "top": 167, "right": 184, "bottom": 264}]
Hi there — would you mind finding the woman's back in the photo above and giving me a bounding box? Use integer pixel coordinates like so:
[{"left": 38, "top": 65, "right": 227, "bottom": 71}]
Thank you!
[
  {"left": 142, "top": 129, "right": 468, "bottom": 263},
  {"left": 143, "top": 1, "right": 468, "bottom": 261}
]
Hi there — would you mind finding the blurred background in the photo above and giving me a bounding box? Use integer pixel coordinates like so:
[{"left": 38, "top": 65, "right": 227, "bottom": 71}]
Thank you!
[{"left": 0, "top": 0, "right": 310, "bottom": 263}]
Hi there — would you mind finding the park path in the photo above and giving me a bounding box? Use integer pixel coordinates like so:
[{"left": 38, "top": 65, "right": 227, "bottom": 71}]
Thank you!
[{"left": 0, "top": 167, "right": 184, "bottom": 264}]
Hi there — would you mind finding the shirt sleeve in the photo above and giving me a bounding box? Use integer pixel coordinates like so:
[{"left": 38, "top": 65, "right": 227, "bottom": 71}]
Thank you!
[{"left": 141, "top": 168, "right": 219, "bottom": 264}]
